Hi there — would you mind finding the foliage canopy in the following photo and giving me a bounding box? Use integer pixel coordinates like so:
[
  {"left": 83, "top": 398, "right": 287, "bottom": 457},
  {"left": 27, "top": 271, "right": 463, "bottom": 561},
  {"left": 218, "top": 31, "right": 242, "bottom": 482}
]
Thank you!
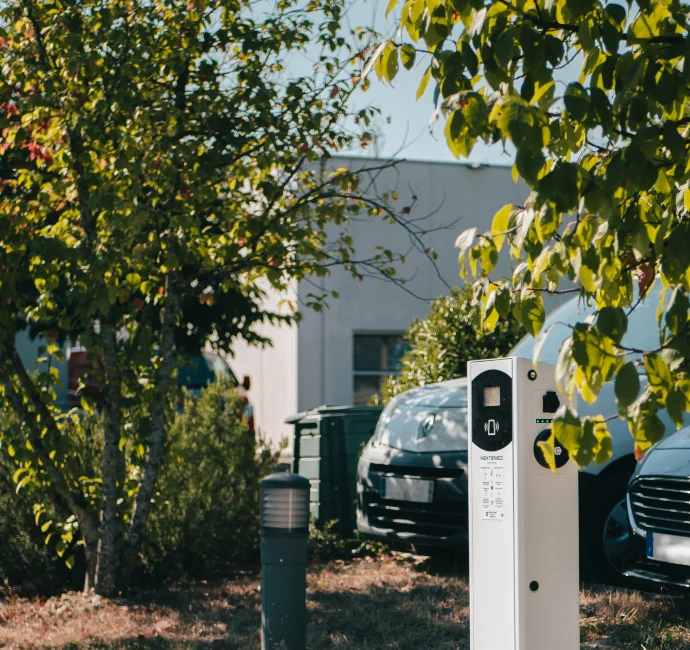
[
  {"left": 376, "top": 0, "right": 690, "bottom": 464},
  {"left": 0, "top": 0, "right": 415, "bottom": 595}
]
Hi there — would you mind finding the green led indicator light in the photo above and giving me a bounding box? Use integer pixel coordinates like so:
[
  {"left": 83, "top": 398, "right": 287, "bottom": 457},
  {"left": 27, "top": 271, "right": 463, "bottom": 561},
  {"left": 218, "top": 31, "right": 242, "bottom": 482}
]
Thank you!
[{"left": 536, "top": 418, "right": 553, "bottom": 424}]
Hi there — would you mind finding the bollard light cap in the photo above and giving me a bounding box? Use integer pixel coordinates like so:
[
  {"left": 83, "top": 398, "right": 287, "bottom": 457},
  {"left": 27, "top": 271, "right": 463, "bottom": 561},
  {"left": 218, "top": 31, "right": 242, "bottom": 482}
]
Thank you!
[{"left": 260, "top": 472, "right": 310, "bottom": 533}]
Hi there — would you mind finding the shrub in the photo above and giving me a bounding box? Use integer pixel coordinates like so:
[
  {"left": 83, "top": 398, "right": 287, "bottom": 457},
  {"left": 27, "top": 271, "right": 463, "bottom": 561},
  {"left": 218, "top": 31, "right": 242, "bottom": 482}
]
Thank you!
[
  {"left": 141, "top": 380, "right": 283, "bottom": 580},
  {"left": 0, "top": 450, "right": 79, "bottom": 595},
  {"left": 308, "top": 520, "right": 391, "bottom": 562},
  {"left": 0, "top": 379, "right": 282, "bottom": 591},
  {"left": 381, "top": 285, "right": 524, "bottom": 402}
]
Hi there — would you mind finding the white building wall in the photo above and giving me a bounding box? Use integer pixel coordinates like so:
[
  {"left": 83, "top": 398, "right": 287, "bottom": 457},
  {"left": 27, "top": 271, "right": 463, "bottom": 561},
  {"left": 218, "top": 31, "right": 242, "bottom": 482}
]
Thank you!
[
  {"left": 227, "top": 284, "right": 299, "bottom": 452},
  {"left": 233, "top": 156, "right": 531, "bottom": 453},
  {"left": 297, "top": 157, "right": 528, "bottom": 412}
]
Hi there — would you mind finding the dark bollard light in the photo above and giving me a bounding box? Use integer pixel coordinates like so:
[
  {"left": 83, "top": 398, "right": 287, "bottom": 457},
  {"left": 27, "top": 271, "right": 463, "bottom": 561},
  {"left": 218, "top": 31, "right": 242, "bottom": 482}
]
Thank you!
[{"left": 260, "top": 472, "right": 310, "bottom": 650}]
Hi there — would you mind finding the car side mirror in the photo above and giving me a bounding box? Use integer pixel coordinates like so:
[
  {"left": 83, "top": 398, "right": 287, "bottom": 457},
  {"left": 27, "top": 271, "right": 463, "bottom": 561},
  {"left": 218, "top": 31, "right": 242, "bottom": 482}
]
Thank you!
[{"left": 242, "top": 375, "right": 251, "bottom": 391}]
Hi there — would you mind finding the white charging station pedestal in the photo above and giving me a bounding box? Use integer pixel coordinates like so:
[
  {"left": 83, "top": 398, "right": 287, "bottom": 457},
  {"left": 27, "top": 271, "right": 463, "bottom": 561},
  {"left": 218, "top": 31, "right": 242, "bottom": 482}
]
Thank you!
[{"left": 468, "top": 357, "right": 579, "bottom": 650}]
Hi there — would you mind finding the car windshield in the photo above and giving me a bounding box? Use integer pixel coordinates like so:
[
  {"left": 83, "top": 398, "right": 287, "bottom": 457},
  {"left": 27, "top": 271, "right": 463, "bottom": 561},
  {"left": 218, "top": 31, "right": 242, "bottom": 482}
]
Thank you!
[{"left": 511, "top": 283, "right": 663, "bottom": 365}]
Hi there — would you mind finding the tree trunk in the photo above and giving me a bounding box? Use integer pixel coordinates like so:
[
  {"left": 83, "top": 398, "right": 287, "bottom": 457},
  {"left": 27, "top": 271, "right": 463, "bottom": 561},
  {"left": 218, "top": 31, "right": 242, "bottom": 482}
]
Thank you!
[
  {"left": 95, "top": 331, "right": 123, "bottom": 597},
  {"left": 119, "top": 275, "right": 179, "bottom": 588},
  {"left": 83, "top": 528, "right": 99, "bottom": 593}
]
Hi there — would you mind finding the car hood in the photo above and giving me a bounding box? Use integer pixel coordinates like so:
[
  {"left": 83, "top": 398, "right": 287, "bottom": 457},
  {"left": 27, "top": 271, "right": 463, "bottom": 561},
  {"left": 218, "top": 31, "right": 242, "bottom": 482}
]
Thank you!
[
  {"left": 635, "top": 447, "right": 690, "bottom": 479},
  {"left": 378, "top": 379, "right": 468, "bottom": 453},
  {"left": 632, "top": 426, "right": 690, "bottom": 480},
  {"left": 390, "top": 378, "right": 467, "bottom": 408},
  {"left": 648, "top": 426, "right": 690, "bottom": 451}
]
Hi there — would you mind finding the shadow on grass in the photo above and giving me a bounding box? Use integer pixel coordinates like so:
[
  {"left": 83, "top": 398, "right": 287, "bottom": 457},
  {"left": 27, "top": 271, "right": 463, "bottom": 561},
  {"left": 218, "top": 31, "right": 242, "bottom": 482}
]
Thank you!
[
  {"left": 79, "top": 563, "right": 469, "bottom": 650},
  {"left": 411, "top": 553, "right": 469, "bottom": 579},
  {"left": 307, "top": 575, "right": 469, "bottom": 649}
]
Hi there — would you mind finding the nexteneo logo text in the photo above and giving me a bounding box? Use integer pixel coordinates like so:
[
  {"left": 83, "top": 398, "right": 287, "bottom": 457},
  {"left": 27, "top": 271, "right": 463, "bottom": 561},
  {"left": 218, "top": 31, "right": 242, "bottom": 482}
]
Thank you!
[{"left": 480, "top": 456, "right": 503, "bottom": 460}]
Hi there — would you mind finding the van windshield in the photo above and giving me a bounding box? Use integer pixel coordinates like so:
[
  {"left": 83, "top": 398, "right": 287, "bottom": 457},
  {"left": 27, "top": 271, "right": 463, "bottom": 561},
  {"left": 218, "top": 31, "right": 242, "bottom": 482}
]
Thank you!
[{"left": 511, "top": 283, "right": 662, "bottom": 365}]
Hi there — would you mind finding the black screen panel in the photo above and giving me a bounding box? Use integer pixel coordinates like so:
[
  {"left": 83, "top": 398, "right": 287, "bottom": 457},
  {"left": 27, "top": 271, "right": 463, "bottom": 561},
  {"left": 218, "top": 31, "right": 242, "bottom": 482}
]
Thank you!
[{"left": 472, "top": 369, "right": 513, "bottom": 452}]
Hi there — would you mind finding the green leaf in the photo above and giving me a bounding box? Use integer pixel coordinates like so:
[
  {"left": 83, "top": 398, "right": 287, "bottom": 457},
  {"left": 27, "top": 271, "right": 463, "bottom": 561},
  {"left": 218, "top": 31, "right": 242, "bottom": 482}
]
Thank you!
[
  {"left": 494, "top": 287, "right": 511, "bottom": 319},
  {"left": 404, "top": 0, "right": 425, "bottom": 40},
  {"left": 385, "top": 45, "right": 399, "bottom": 83},
  {"left": 667, "top": 388, "right": 686, "bottom": 429},
  {"left": 589, "top": 419, "right": 613, "bottom": 465},
  {"left": 494, "top": 27, "right": 517, "bottom": 70},
  {"left": 376, "top": 42, "right": 399, "bottom": 83},
  {"left": 539, "top": 162, "right": 579, "bottom": 212},
  {"left": 416, "top": 66, "right": 432, "bottom": 100},
  {"left": 362, "top": 40, "right": 387, "bottom": 81},
  {"left": 615, "top": 361, "right": 640, "bottom": 408},
  {"left": 400, "top": 45, "right": 416, "bottom": 70},
  {"left": 386, "top": 0, "right": 399, "bottom": 18},
  {"left": 631, "top": 410, "right": 666, "bottom": 452},
  {"left": 537, "top": 432, "right": 558, "bottom": 471},
  {"left": 665, "top": 287, "right": 689, "bottom": 336},
  {"left": 491, "top": 204, "right": 513, "bottom": 250},
  {"left": 81, "top": 396, "right": 95, "bottom": 415},
  {"left": 520, "top": 296, "right": 545, "bottom": 337},
  {"left": 552, "top": 407, "right": 582, "bottom": 454},
  {"left": 596, "top": 307, "right": 627, "bottom": 344},
  {"left": 564, "top": 83, "right": 589, "bottom": 120},
  {"left": 445, "top": 110, "right": 473, "bottom": 158},
  {"left": 483, "top": 305, "right": 500, "bottom": 332},
  {"left": 645, "top": 353, "right": 673, "bottom": 399},
  {"left": 464, "top": 95, "right": 489, "bottom": 136}
]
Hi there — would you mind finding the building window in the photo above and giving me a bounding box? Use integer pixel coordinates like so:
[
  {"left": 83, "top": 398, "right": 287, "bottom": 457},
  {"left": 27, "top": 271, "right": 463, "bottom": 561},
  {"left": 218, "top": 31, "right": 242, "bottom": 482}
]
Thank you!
[{"left": 353, "top": 333, "right": 408, "bottom": 405}]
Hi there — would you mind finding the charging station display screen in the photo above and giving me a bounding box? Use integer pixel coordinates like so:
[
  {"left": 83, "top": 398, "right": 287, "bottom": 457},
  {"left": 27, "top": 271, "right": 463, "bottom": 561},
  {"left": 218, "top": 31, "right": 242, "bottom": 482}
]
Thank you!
[
  {"left": 472, "top": 369, "right": 512, "bottom": 452},
  {"left": 483, "top": 386, "right": 500, "bottom": 407}
]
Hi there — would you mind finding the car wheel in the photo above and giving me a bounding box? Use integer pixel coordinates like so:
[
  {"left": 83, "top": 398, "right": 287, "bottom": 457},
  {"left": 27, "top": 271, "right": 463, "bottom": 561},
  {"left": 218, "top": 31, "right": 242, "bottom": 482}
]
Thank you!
[{"left": 581, "top": 468, "right": 636, "bottom": 584}]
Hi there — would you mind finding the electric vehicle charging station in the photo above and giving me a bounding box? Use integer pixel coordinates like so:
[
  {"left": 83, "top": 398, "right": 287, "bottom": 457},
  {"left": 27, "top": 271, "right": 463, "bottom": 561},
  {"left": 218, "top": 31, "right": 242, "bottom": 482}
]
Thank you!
[{"left": 468, "top": 357, "right": 579, "bottom": 650}]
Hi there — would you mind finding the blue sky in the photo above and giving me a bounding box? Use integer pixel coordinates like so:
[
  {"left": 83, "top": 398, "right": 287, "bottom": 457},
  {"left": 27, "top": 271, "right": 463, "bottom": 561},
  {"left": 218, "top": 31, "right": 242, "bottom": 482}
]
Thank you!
[{"left": 337, "top": 0, "right": 516, "bottom": 165}]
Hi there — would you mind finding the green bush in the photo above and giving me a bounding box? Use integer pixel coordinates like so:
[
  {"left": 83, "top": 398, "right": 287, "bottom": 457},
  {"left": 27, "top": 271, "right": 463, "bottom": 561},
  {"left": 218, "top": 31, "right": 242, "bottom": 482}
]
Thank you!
[
  {"left": 0, "top": 451, "right": 79, "bottom": 595},
  {"left": 381, "top": 285, "right": 525, "bottom": 402},
  {"left": 141, "top": 380, "right": 283, "bottom": 580},
  {"left": 0, "top": 379, "right": 282, "bottom": 591},
  {"left": 308, "top": 519, "right": 391, "bottom": 562}
]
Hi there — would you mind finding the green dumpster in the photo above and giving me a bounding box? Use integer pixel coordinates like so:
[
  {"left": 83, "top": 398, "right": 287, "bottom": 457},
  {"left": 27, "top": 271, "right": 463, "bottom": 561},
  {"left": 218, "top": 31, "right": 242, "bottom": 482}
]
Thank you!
[{"left": 287, "top": 405, "right": 383, "bottom": 537}]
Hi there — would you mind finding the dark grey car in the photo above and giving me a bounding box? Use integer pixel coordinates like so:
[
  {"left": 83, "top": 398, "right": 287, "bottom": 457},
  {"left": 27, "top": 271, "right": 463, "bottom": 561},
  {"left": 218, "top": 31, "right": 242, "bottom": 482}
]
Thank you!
[
  {"left": 626, "top": 429, "right": 690, "bottom": 588},
  {"left": 356, "top": 379, "right": 469, "bottom": 550}
]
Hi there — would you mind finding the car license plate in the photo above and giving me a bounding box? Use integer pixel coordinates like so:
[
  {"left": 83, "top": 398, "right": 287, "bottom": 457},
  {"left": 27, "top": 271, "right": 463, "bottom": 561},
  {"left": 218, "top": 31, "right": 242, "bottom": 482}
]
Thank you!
[
  {"left": 380, "top": 476, "right": 434, "bottom": 503},
  {"left": 647, "top": 531, "right": 690, "bottom": 567}
]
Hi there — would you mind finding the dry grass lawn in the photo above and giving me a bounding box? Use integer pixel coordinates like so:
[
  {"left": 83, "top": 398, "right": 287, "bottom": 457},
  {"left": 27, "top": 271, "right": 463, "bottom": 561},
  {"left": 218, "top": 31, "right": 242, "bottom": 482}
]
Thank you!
[{"left": 0, "top": 554, "right": 689, "bottom": 649}]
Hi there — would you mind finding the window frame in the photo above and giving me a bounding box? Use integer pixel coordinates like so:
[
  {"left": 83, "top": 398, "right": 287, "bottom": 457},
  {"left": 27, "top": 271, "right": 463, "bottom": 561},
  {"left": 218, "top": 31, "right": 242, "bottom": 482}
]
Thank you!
[{"left": 352, "top": 331, "right": 408, "bottom": 404}]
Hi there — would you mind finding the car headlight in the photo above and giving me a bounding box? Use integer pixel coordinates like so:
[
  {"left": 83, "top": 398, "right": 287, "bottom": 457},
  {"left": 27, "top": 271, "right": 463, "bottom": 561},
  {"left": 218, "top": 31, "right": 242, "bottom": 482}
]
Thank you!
[{"left": 370, "top": 396, "right": 400, "bottom": 447}]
